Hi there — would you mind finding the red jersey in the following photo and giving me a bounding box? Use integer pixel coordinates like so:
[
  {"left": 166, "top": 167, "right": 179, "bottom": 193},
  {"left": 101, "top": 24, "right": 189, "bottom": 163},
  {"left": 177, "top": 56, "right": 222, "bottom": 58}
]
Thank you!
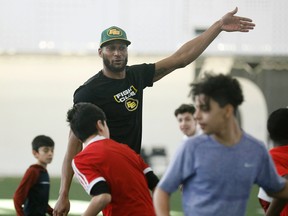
[
  {"left": 72, "top": 136, "right": 155, "bottom": 216},
  {"left": 259, "top": 145, "right": 288, "bottom": 216}
]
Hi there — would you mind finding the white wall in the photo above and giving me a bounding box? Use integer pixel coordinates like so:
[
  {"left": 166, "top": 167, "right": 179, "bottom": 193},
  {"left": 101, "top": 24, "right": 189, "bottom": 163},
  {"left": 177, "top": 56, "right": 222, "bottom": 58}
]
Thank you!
[{"left": 0, "top": 0, "right": 287, "bottom": 55}]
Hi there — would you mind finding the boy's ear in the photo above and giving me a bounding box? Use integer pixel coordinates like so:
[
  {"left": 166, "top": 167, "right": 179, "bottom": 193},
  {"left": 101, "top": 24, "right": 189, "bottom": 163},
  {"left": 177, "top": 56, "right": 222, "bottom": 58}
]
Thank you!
[
  {"left": 225, "top": 104, "right": 234, "bottom": 118},
  {"left": 96, "top": 120, "right": 104, "bottom": 132},
  {"left": 32, "top": 150, "right": 38, "bottom": 158}
]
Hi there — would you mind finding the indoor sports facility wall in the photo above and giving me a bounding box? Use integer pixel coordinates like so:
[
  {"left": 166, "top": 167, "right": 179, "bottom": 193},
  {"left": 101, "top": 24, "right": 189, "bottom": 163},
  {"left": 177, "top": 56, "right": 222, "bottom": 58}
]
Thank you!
[
  {"left": 0, "top": 55, "right": 193, "bottom": 176},
  {"left": 0, "top": 0, "right": 287, "bottom": 56}
]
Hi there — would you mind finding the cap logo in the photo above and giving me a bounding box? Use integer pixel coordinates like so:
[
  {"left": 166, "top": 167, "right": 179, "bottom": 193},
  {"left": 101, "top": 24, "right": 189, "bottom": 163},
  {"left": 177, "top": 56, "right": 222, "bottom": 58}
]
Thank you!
[
  {"left": 108, "top": 29, "right": 122, "bottom": 37},
  {"left": 100, "top": 26, "right": 130, "bottom": 47}
]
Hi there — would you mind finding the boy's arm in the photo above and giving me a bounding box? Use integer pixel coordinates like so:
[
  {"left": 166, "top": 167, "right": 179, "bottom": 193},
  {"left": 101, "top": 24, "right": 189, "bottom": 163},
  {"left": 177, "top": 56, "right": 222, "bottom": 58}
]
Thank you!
[
  {"left": 266, "top": 199, "right": 287, "bottom": 216},
  {"left": 53, "top": 130, "right": 82, "bottom": 216},
  {"left": 266, "top": 175, "right": 288, "bottom": 216},
  {"left": 268, "top": 180, "right": 288, "bottom": 199},
  {"left": 13, "top": 167, "right": 39, "bottom": 216},
  {"left": 153, "top": 187, "right": 171, "bottom": 216},
  {"left": 83, "top": 193, "right": 111, "bottom": 216},
  {"left": 138, "top": 155, "right": 159, "bottom": 192}
]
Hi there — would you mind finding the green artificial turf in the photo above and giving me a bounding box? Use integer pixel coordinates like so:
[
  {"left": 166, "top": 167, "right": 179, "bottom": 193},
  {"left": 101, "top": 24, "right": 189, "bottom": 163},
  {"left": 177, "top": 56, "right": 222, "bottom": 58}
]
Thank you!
[{"left": 0, "top": 177, "right": 263, "bottom": 216}]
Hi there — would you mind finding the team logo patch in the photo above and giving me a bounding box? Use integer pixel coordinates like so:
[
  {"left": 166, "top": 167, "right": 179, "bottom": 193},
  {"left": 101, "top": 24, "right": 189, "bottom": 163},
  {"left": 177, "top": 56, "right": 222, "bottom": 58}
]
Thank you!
[
  {"left": 108, "top": 28, "right": 123, "bottom": 37},
  {"left": 114, "top": 85, "right": 138, "bottom": 111},
  {"left": 125, "top": 98, "right": 138, "bottom": 111}
]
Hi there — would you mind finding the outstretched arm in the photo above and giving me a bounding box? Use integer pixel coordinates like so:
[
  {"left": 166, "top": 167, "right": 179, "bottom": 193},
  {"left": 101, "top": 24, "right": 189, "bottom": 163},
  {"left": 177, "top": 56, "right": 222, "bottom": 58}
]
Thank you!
[
  {"left": 153, "top": 7, "right": 255, "bottom": 82},
  {"left": 53, "top": 130, "right": 82, "bottom": 216}
]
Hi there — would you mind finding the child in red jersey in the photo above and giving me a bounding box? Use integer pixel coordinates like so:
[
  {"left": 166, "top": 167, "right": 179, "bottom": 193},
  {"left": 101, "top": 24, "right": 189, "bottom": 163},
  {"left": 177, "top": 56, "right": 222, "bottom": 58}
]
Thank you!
[
  {"left": 13, "top": 135, "right": 54, "bottom": 216},
  {"left": 258, "top": 108, "right": 288, "bottom": 216},
  {"left": 66, "top": 102, "right": 159, "bottom": 216}
]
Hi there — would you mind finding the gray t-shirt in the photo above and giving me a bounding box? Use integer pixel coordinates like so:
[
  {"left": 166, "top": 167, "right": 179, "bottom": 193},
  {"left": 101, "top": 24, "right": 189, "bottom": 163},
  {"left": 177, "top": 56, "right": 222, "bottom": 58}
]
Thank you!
[{"left": 158, "top": 132, "right": 285, "bottom": 216}]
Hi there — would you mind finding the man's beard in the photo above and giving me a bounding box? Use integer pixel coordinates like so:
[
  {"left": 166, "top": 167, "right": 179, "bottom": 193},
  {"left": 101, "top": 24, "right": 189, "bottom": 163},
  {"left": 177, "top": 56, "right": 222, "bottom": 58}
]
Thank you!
[{"left": 103, "top": 57, "right": 128, "bottom": 73}]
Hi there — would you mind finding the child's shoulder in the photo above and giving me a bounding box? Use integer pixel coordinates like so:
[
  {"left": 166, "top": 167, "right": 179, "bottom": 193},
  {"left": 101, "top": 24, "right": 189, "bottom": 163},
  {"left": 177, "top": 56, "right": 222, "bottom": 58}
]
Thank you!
[{"left": 26, "top": 164, "right": 47, "bottom": 173}]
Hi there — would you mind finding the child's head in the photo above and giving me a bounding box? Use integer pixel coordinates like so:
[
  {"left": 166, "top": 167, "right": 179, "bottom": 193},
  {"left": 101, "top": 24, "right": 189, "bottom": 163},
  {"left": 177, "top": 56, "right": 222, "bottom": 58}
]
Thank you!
[
  {"left": 190, "top": 73, "right": 243, "bottom": 115},
  {"left": 174, "top": 104, "right": 198, "bottom": 137},
  {"left": 32, "top": 135, "right": 55, "bottom": 151},
  {"left": 32, "top": 135, "right": 54, "bottom": 166},
  {"left": 67, "top": 102, "right": 108, "bottom": 142},
  {"left": 267, "top": 108, "right": 288, "bottom": 146},
  {"left": 174, "top": 104, "right": 196, "bottom": 117}
]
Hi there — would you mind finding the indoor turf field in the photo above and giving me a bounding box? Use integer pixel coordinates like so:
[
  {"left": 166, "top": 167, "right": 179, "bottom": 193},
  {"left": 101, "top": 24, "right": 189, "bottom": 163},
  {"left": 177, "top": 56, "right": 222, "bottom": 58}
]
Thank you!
[{"left": 0, "top": 177, "right": 264, "bottom": 215}]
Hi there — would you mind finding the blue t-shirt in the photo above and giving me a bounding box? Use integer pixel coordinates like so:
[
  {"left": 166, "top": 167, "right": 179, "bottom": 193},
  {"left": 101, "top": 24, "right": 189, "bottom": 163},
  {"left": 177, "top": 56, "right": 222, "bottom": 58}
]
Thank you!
[{"left": 158, "top": 132, "right": 285, "bottom": 216}]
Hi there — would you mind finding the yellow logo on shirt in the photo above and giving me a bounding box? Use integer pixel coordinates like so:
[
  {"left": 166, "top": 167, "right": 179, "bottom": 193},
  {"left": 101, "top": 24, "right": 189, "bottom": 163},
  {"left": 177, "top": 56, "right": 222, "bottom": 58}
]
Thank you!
[
  {"left": 114, "top": 85, "right": 137, "bottom": 103},
  {"left": 114, "top": 85, "right": 138, "bottom": 111},
  {"left": 125, "top": 98, "right": 138, "bottom": 111}
]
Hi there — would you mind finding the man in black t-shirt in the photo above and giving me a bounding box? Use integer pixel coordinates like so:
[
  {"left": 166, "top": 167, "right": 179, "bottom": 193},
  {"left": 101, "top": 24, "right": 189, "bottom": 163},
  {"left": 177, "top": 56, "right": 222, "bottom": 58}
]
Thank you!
[
  {"left": 73, "top": 63, "right": 155, "bottom": 154},
  {"left": 53, "top": 8, "right": 255, "bottom": 216}
]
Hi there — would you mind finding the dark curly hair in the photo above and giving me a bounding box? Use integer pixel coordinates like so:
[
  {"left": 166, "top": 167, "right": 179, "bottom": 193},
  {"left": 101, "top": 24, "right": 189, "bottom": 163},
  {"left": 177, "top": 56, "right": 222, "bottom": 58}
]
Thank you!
[
  {"left": 67, "top": 102, "right": 107, "bottom": 142},
  {"left": 190, "top": 73, "right": 244, "bottom": 114}
]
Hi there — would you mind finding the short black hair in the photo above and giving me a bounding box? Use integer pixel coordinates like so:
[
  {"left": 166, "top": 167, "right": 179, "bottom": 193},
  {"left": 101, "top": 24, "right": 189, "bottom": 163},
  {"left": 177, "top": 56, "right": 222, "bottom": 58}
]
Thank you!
[
  {"left": 67, "top": 102, "right": 107, "bottom": 142},
  {"left": 32, "top": 135, "right": 54, "bottom": 152},
  {"left": 190, "top": 73, "right": 244, "bottom": 114},
  {"left": 174, "top": 104, "right": 196, "bottom": 117},
  {"left": 267, "top": 108, "right": 288, "bottom": 145}
]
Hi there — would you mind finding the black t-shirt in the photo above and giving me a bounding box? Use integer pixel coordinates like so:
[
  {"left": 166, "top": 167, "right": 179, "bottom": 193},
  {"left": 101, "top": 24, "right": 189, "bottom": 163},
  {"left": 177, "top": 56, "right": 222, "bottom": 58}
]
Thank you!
[{"left": 73, "top": 63, "right": 155, "bottom": 153}]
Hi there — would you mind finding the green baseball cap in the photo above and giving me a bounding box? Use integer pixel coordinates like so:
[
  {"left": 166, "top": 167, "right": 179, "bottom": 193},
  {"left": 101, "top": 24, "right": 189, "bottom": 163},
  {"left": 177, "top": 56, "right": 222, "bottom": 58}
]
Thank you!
[{"left": 100, "top": 26, "right": 131, "bottom": 48}]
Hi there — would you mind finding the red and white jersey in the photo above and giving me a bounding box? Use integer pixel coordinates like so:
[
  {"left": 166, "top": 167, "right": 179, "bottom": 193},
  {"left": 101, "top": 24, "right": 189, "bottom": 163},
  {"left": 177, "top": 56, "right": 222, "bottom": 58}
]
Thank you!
[
  {"left": 258, "top": 145, "right": 288, "bottom": 216},
  {"left": 72, "top": 136, "right": 155, "bottom": 216}
]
